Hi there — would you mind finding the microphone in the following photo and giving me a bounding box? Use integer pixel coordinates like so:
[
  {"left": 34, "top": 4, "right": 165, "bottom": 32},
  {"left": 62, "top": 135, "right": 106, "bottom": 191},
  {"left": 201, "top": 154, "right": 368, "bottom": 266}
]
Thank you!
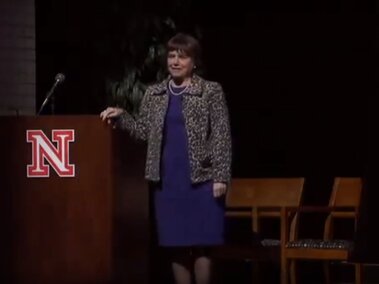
[{"left": 37, "top": 73, "right": 65, "bottom": 115}]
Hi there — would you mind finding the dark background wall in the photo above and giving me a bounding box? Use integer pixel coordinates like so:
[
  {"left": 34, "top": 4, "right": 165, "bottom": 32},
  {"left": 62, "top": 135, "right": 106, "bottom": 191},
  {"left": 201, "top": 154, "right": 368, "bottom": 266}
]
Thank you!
[
  {"left": 0, "top": 0, "right": 35, "bottom": 115},
  {"left": 34, "top": 0, "right": 376, "bottom": 265},
  {"left": 35, "top": 0, "right": 370, "bottom": 174}
]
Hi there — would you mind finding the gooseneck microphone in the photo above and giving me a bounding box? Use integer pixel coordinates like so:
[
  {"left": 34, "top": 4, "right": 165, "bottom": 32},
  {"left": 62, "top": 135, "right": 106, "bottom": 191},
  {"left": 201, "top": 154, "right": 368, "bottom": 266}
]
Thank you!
[{"left": 37, "top": 73, "right": 65, "bottom": 115}]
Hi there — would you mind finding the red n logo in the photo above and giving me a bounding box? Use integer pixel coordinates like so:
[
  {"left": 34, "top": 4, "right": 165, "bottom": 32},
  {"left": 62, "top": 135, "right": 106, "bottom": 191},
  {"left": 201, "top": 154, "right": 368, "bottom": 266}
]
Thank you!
[{"left": 26, "top": 129, "right": 75, "bottom": 177}]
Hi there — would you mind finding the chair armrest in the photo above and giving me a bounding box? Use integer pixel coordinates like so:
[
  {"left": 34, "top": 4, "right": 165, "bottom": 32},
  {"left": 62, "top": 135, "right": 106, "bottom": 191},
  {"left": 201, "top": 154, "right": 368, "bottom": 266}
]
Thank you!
[{"left": 280, "top": 206, "right": 358, "bottom": 246}]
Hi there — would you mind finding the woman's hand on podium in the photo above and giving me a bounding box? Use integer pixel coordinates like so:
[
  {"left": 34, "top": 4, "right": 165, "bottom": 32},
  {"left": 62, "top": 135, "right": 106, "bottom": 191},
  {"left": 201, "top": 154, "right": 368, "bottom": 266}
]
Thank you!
[{"left": 100, "top": 107, "right": 125, "bottom": 127}]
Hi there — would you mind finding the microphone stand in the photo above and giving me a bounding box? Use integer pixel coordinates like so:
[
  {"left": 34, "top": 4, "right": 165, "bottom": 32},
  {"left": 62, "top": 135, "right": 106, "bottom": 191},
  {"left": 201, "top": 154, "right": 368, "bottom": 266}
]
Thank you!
[{"left": 38, "top": 78, "right": 61, "bottom": 115}]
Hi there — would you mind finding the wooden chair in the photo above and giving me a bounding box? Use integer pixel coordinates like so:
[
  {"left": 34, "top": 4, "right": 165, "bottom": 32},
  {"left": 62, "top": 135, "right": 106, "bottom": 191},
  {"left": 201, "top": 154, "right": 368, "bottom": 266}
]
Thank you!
[
  {"left": 212, "top": 177, "right": 305, "bottom": 283},
  {"left": 281, "top": 177, "right": 363, "bottom": 284}
]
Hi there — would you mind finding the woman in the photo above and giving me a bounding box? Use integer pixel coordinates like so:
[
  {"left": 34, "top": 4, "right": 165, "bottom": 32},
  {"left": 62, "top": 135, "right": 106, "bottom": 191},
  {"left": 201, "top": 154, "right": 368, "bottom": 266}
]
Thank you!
[{"left": 100, "top": 33, "right": 232, "bottom": 284}]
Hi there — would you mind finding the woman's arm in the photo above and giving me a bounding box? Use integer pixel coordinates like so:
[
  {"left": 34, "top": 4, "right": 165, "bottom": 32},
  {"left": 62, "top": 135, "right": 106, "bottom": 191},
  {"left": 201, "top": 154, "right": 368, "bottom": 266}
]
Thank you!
[
  {"left": 100, "top": 88, "right": 152, "bottom": 141},
  {"left": 116, "top": 89, "right": 152, "bottom": 141},
  {"left": 209, "top": 83, "right": 232, "bottom": 184}
]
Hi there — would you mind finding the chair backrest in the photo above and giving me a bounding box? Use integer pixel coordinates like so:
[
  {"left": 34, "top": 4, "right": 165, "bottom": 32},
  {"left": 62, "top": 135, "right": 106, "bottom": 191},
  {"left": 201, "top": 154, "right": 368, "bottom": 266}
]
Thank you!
[
  {"left": 329, "top": 177, "right": 363, "bottom": 207},
  {"left": 227, "top": 178, "right": 305, "bottom": 208},
  {"left": 324, "top": 177, "right": 363, "bottom": 239},
  {"left": 226, "top": 178, "right": 305, "bottom": 236}
]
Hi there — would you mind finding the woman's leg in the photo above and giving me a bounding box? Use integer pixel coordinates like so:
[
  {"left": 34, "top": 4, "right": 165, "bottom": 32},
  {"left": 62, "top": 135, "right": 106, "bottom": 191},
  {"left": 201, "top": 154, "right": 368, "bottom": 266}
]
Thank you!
[
  {"left": 194, "top": 256, "right": 211, "bottom": 284},
  {"left": 172, "top": 262, "right": 192, "bottom": 284},
  {"left": 169, "top": 247, "right": 192, "bottom": 284},
  {"left": 193, "top": 247, "right": 212, "bottom": 284}
]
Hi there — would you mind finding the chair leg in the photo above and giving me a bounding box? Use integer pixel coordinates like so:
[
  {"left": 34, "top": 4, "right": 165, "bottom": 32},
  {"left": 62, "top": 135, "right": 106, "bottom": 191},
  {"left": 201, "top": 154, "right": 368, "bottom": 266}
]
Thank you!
[
  {"left": 289, "top": 260, "right": 297, "bottom": 284},
  {"left": 281, "top": 257, "right": 288, "bottom": 284},
  {"left": 252, "top": 262, "right": 260, "bottom": 284},
  {"left": 355, "top": 263, "right": 363, "bottom": 284},
  {"left": 323, "top": 261, "right": 331, "bottom": 284}
]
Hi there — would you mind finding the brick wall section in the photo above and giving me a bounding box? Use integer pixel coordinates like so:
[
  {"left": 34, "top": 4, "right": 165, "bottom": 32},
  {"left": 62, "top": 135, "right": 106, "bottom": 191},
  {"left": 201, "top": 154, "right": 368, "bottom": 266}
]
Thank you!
[{"left": 0, "top": 0, "right": 35, "bottom": 115}]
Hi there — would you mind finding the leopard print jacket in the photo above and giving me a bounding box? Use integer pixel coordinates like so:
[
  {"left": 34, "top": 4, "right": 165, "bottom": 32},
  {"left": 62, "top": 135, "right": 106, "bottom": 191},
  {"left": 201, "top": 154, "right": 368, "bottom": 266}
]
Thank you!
[{"left": 117, "top": 74, "right": 232, "bottom": 184}]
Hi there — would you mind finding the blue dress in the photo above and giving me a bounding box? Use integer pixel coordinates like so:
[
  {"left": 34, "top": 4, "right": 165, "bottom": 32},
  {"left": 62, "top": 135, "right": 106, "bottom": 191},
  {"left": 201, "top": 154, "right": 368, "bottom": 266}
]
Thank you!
[{"left": 153, "top": 86, "right": 225, "bottom": 247}]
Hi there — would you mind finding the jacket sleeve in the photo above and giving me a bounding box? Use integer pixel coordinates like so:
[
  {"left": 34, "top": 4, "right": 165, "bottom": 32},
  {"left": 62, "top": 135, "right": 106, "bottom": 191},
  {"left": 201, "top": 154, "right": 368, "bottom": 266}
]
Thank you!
[
  {"left": 116, "top": 88, "right": 151, "bottom": 141},
  {"left": 209, "top": 83, "right": 232, "bottom": 184}
]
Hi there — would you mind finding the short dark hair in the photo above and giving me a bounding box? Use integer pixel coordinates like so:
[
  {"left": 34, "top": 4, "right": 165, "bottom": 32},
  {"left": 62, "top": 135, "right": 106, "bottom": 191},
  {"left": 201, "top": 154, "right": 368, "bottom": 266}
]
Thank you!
[{"left": 167, "top": 33, "right": 202, "bottom": 67}]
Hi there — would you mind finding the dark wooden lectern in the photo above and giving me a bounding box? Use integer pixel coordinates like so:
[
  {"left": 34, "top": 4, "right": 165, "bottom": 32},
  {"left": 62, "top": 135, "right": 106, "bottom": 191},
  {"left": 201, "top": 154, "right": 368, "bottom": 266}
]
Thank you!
[{"left": 0, "top": 115, "right": 149, "bottom": 284}]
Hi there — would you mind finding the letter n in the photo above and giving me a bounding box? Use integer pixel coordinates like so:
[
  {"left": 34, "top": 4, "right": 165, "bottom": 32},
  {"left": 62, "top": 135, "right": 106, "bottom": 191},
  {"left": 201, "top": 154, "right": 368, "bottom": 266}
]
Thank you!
[{"left": 26, "top": 129, "right": 75, "bottom": 177}]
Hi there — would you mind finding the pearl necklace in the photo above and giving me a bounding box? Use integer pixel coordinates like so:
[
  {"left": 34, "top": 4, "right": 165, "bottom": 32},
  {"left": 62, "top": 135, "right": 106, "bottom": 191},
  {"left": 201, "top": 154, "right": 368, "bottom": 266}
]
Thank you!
[{"left": 168, "top": 80, "right": 189, "bottom": 96}]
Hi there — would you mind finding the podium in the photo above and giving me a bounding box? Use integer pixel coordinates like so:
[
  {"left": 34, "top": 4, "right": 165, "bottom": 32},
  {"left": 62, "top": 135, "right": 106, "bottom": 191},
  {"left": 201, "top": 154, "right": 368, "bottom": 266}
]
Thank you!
[{"left": 0, "top": 115, "right": 149, "bottom": 284}]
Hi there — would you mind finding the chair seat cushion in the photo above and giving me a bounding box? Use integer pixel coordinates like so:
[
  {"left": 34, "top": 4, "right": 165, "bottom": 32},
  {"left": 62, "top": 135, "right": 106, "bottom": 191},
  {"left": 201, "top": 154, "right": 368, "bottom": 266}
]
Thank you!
[
  {"left": 286, "top": 239, "right": 353, "bottom": 250},
  {"left": 261, "top": 239, "right": 281, "bottom": 247}
]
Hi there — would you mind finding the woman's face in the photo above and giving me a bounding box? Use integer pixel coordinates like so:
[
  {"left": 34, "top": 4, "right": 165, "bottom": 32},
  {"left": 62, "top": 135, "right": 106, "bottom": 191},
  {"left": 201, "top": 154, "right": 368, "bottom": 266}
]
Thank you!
[{"left": 167, "top": 50, "right": 195, "bottom": 80}]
